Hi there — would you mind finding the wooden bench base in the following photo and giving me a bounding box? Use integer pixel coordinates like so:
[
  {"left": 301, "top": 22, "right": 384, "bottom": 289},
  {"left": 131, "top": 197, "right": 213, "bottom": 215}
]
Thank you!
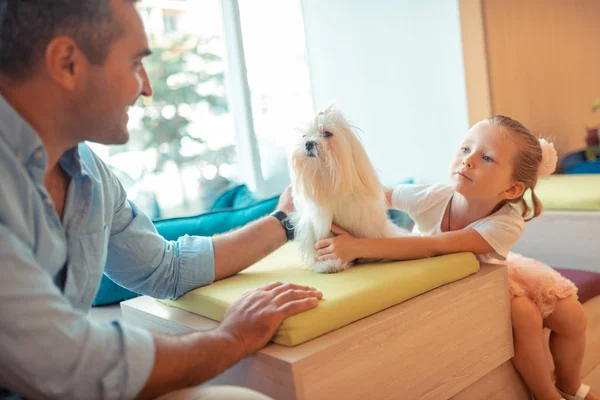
[{"left": 122, "top": 264, "right": 515, "bottom": 399}]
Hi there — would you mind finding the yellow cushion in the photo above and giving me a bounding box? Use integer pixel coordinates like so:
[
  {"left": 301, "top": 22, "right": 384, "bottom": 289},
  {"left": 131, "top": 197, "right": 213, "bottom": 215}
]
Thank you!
[
  {"left": 162, "top": 242, "right": 480, "bottom": 346},
  {"left": 535, "top": 174, "right": 600, "bottom": 211}
]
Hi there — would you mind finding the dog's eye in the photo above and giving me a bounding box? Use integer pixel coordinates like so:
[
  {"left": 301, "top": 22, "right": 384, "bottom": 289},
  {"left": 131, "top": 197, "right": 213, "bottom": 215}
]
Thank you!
[{"left": 322, "top": 131, "right": 333, "bottom": 138}]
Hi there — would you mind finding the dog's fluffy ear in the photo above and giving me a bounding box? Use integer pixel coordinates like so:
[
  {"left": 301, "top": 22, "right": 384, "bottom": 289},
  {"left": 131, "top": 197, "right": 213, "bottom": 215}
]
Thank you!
[
  {"left": 348, "top": 132, "right": 381, "bottom": 195},
  {"left": 322, "top": 108, "right": 381, "bottom": 196}
]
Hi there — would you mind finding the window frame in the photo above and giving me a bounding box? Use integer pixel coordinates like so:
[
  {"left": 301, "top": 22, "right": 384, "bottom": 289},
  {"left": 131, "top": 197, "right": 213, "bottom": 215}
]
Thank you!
[{"left": 220, "top": 0, "right": 267, "bottom": 196}]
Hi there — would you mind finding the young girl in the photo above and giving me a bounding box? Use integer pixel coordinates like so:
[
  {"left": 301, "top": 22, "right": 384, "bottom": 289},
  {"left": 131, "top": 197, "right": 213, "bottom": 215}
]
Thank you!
[{"left": 314, "top": 116, "right": 597, "bottom": 400}]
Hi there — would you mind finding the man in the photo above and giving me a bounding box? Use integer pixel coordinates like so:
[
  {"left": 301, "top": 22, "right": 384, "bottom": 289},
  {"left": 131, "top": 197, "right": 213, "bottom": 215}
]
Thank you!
[{"left": 0, "top": 1, "right": 322, "bottom": 399}]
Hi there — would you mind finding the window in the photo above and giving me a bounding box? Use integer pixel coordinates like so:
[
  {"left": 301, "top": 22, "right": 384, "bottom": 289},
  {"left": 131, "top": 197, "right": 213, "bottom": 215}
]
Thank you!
[
  {"left": 162, "top": 14, "right": 176, "bottom": 34},
  {"left": 89, "top": 0, "right": 313, "bottom": 220},
  {"left": 238, "top": 0, "right": 314, "bottom": 197}
]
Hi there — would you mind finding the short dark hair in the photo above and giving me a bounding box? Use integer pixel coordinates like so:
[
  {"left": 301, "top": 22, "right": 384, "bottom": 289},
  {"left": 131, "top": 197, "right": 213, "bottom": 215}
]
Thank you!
[{"left": 0, "top": 0, "right": 135, "bottom": 79}]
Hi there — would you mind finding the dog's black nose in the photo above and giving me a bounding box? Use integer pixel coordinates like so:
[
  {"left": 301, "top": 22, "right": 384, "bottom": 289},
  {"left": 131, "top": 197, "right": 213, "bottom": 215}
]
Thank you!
[{"left": 305, "top": 141, "right": 315, "bottom": 151}]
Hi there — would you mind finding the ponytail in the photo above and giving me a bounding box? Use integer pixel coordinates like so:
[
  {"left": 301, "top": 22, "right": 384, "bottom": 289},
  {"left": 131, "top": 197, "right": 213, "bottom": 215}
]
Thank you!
[{"left": 518, "top": 188, "right": 543, "bottom": 222}]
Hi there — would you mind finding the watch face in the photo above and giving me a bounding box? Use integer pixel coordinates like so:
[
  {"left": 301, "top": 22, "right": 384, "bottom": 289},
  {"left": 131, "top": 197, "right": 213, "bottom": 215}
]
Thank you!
[{"left": 282, "top": 218, "right": 295, "bottom": 240}]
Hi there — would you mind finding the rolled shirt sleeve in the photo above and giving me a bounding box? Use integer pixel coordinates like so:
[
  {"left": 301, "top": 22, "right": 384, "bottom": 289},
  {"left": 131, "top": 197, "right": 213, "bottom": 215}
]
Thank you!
[
  {"left": 0, "top": 225, "right": 155, "bottom": 400},
  {"left": 105, "top": 198, "right": 215, "bottom": 299}
]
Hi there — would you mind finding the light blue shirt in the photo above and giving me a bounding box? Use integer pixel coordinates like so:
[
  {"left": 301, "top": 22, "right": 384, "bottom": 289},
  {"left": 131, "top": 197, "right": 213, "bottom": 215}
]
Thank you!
[{"left": 0, "top": 94, "right": 215, "bottom": 400}]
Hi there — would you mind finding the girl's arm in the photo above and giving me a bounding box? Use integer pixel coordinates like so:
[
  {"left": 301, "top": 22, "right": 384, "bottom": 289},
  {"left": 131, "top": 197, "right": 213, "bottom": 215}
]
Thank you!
[{"left": 315, "top": 225, "right": 495, "bottom": 263}]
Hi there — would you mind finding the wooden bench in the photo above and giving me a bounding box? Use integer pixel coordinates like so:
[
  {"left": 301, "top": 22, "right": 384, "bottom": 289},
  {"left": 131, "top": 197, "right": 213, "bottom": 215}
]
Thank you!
[{"left": 123, "top": 264, "right": 524, "bottom": 399}]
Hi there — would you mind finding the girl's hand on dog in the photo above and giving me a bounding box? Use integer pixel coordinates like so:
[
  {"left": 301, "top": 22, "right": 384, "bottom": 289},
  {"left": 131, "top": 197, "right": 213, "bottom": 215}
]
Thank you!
[{"left": 314, "top": 224, "right": 360, "bottom": 264}]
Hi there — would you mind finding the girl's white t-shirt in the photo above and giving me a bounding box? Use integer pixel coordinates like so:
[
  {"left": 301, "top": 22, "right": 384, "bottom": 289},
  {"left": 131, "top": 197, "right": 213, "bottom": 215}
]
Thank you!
[{"left": 391, "top": 184, "right": 525, "bottom": 263}]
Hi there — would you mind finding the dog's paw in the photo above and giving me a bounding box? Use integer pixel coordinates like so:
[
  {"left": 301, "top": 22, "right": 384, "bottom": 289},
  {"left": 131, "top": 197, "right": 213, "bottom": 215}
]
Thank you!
[{"left": 309, "top": 259, "right": 348, "bottom": 274}]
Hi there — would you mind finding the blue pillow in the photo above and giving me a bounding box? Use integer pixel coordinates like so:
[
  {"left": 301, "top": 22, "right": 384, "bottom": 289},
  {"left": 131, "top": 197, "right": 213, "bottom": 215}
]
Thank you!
[
  {"left": 93, "top": 275, "right": 143, "bottom": 306},
  {"left": 210, "top": 184, "right": 258, "bottom": 211},
  {"left": 387, "top": 209, "right": 413, "bottom": 230},
  {"left": 156, "top": 195, "right": 278, "bottom": 240},
  {"left": 566, "top": 160, "right": 600, "bottom": 174},
  {"left": 387, "top": 178, "right": 414, "bottom": 230},
  {"left": 92, "top": 195, "right": 279, "bottom": 306}
]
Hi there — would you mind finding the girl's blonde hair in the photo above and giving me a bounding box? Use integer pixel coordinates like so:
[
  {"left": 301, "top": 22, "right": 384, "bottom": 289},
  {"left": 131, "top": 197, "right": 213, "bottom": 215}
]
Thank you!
[{"left": 486, "top": 115, "right": 543, "bottom": 221}]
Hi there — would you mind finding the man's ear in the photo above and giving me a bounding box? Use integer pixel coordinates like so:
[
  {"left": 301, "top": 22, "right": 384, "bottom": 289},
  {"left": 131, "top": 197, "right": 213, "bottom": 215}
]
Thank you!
[
  {"left": 44, "top": 36, "right": 88, "bottom": 91},
  {"left": 503, "top": 181, "right": 526, "bottom": 200}
]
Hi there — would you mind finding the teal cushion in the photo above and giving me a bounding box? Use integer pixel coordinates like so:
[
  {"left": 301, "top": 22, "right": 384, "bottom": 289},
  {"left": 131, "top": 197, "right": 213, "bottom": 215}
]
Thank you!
[
  {"left": 210, "top": 184, "right": 258, "bottom": 211},
  {"left": 387, "top": 177, "right": 414, "bottom": 230},
  {"left": 93, "top": 275, "right": 142, "bottom": 306},
  {"left": 92, "top": 195, "right": 279, "bottom": 306},
  {"left": 156, "top": 195, "right": 278, "bottom": 240},
  {"left": 387, "top": 209, "right": 413, "bottom": 230}
]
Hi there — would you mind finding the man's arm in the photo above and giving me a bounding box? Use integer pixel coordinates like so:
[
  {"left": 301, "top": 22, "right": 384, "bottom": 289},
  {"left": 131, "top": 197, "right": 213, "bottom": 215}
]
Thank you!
[
  {"left": 136, "top": 282, "right": 322, "bottom": 399},
  {"left": 0, "top": 224, "right": 322, "bottom": 399},
  {"left": 212, "top": 215, "right": 287, "bottom": 281},
  {"left": 211, "top": 186, "right": 294, "bottom": 281},
  {"left": 104, "top": 173, "right": 294, "bottom": 295},
  {"left": 0, "top": 226, "right": 155, "bottom": 400}
]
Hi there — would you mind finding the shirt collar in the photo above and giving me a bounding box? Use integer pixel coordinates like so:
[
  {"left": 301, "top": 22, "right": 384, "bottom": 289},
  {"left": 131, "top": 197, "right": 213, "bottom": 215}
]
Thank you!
[
  {"left": 60, "top": 144, "right": 86, "bottom": 178},
  {"left": 0, "top": 93, "right": 46, "bottom": 169},
  {"left": 0, "top": 93, "right": 86, "bottom": 178}
]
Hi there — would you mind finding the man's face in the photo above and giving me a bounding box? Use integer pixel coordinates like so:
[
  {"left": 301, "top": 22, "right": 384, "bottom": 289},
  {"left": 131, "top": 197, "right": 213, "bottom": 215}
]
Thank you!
[{"left": 74, "top": 0, "right": 153, "bottom": 145}]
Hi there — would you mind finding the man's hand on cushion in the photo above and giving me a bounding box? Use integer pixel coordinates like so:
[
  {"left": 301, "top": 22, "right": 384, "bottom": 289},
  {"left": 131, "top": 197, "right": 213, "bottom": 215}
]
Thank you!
[{"left": 217, "top": 282, "right": 322, "bottom": 357}]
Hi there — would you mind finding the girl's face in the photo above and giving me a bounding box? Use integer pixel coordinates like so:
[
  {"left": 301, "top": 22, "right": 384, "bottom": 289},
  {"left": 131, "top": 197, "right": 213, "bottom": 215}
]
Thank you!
[{"left": 449, "top": 121, "right": 521, "bottom": 202}]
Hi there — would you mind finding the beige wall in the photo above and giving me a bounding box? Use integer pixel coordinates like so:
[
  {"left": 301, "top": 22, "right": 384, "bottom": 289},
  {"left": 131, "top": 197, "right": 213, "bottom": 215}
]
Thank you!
[
  {"left": 460, "top": 0, "right": 600, "bottom": 159},
  {"left": 459, "top": 0, "right": 492, "bottom": 128}
]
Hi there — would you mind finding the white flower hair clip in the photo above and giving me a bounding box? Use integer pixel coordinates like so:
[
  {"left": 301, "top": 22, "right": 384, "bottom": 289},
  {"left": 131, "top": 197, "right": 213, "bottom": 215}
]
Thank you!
[{"left": 537, "top": 139, "right": 557, "bottom": 178}]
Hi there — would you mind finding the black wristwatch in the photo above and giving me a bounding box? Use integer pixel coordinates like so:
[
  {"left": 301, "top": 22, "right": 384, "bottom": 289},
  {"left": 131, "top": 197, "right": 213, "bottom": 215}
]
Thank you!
[{"left": 270, "top": 210, "right": 295, "bottom": 241}]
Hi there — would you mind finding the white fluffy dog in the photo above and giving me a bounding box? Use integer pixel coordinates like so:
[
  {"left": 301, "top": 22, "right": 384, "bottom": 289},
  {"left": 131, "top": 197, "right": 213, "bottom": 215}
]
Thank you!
[{"left": 290, "top": 106, "right": 407, "bottom": 273}]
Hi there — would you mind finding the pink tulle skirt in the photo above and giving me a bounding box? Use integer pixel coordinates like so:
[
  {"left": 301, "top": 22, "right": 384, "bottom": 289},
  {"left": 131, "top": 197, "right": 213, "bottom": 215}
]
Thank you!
[{"left": 506, "top": 252, "right": 578, "bottom": 318}]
